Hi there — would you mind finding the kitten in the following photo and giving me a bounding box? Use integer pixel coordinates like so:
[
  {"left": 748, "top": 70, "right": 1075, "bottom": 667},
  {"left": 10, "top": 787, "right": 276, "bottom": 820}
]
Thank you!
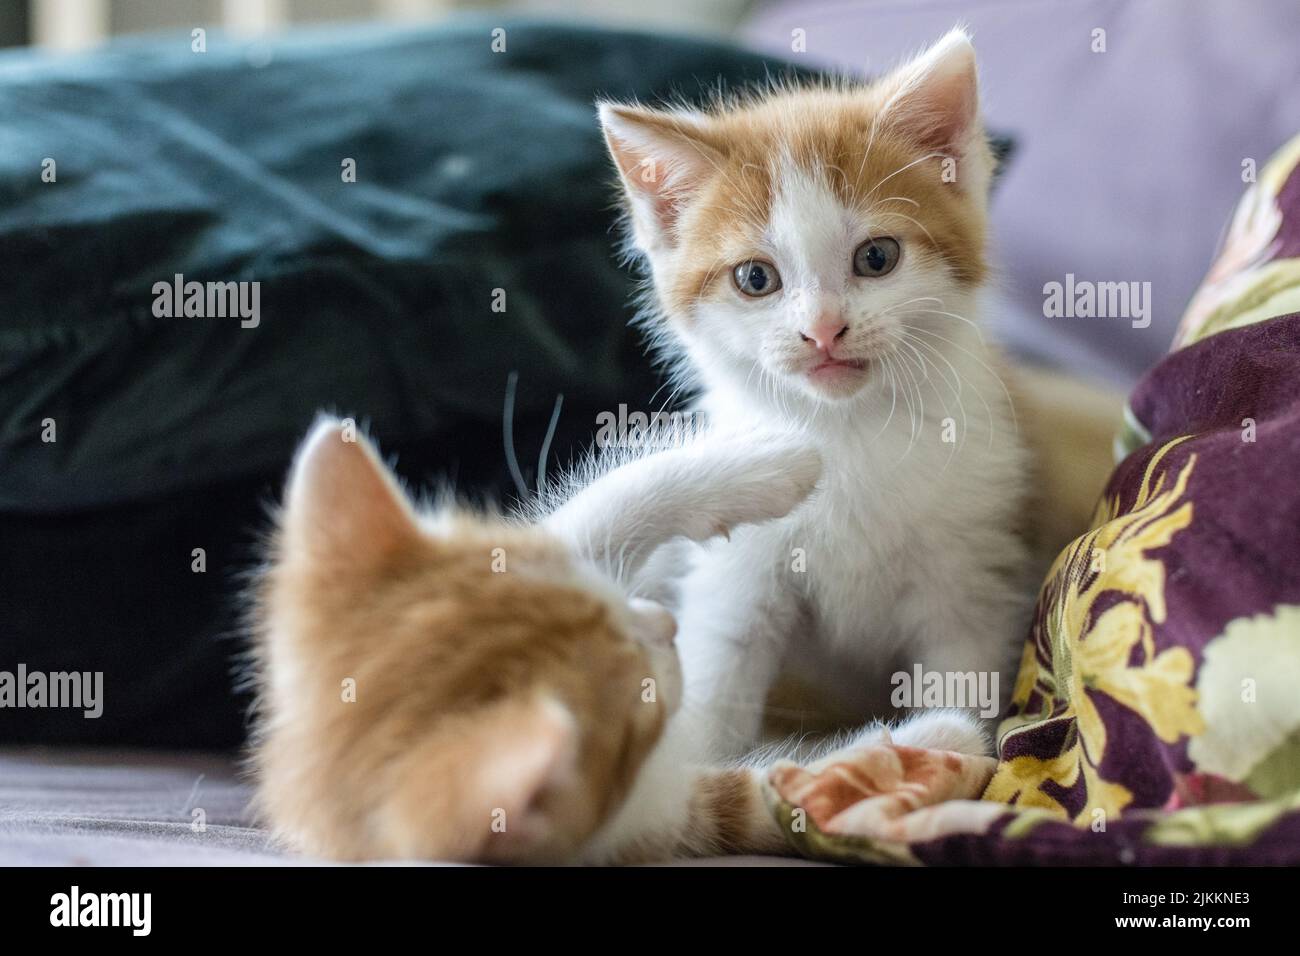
[
  {"left": 250, "top": 418, "right": 821, "bottom": 863},
  {"left": 596, "top": 28, "right": 1033, "bottom": 758}
]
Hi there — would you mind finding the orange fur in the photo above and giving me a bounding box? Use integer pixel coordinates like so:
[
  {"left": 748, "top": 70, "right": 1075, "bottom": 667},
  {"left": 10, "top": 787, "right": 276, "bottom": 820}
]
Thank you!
[
  {"left": 603, "top": 75, "right": 992, "bottom": 322},
  {"left": 250, "top": 422, "right": 674, "bottom": 863}
]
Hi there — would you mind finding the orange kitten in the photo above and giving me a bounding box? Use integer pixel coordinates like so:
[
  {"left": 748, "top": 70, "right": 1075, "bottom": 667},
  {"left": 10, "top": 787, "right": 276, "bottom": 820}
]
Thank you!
[{"left": 250, "top": 418, "right": 819, "bottom": 863}]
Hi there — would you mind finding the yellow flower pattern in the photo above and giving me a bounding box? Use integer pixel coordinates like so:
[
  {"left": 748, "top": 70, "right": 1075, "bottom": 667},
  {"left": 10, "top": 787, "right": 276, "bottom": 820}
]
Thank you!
[{"left": 985, "top": 438, "right": 1205, "bottom": 822}]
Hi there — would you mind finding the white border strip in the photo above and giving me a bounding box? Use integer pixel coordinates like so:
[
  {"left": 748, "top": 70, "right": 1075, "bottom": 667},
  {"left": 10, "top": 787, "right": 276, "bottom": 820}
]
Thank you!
[
  {"left": 375, "top": 0, "right": 450, "bottom": 20},
  {"left": 31, "top": 0, "right": 110, "bottom": 51},
  {"left": 222, "top": 0, "right": 288, "bottom": 36}
]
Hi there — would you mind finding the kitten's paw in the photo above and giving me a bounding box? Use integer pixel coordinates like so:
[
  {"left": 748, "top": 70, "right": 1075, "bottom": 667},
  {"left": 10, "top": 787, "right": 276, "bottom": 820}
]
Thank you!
[
  {"left": 705, "top": 437, "right": 822, "bottom": 534},
  {"left": 887, "top": 709, "right": 991, "bottom": 757},
  {"left": 840, "top": 719, "right": 893, "bottom": 750}
]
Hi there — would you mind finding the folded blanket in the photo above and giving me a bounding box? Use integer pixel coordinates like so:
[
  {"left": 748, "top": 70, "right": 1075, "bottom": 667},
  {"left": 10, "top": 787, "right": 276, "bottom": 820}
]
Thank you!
[{"left": 765, "top": 133, "right": 1300, "bottom": 865}]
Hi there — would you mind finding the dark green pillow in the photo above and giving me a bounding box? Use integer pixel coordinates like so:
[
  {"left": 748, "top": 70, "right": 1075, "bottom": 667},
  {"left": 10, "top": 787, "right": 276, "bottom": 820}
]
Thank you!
[{"left": 0, "top": 17, "right": 1011, "bottom": 747}]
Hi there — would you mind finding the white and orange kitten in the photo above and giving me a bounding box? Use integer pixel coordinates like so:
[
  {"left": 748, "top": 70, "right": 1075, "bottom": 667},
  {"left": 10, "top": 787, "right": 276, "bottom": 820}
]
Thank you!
[
  {"left": 253, "top": 418, "right": 822, "bottom": 862},
  {"left": 589, "top": 28, "right": 1033, "bottom": 764}
]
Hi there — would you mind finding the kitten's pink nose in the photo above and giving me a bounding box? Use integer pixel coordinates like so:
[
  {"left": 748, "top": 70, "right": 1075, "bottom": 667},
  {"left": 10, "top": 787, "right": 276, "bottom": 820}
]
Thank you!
[{"left": 799, "top": 316, "right": 848, "bottom": 352}]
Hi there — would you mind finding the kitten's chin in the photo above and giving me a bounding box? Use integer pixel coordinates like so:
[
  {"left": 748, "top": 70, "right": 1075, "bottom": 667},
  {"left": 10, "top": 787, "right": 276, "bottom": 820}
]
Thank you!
[{"left": 796, "top": 359, "right": 871, "bottom": 402}]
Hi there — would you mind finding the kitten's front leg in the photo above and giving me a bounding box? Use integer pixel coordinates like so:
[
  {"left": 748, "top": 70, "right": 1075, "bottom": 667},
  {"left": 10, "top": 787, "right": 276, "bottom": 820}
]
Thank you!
[
  {"left": 834, "top": 709, "right": 992, "bottom": 757},
  {"left": 582, "top": 713, "right": 793, "bottom": 863},
  {"left": 583, "top": 765, "right": 792, "bottom": 864},
  {"left": 894, "top": 545, "right": 1031, "bottom": 751},
  {"left": 672, "top": 529, "right": 805, "bottom": 761}
]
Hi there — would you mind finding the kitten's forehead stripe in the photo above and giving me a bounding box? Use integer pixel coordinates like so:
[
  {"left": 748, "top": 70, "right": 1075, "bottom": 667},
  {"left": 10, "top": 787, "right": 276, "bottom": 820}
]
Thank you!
[{"left": 667, "top": 86, "right": 988, "bottom": 314}]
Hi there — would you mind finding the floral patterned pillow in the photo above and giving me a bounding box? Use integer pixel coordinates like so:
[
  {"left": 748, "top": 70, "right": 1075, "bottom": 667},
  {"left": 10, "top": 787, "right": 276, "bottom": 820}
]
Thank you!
[{"left": 766, "top": 132, "right": 1300, "bottom": 865}]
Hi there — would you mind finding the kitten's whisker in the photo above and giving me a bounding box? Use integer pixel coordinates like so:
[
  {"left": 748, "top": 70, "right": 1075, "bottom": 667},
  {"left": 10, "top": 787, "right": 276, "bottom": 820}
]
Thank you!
[
  {"left": 645, "top": 374, "right": 682, "bottom": 415},
  {"left": 874, "top": 355, "right": 899, "bottom": 440},
  {"left": 690, "top": 254, "right": 733, "bottom": 313},
  {"left": 820, "top": 161, "right": 854, "bottom": 198},
  {"left": 895, "top": 320, "right": 1018, "bottom": 437},
  {"left": 853, "top": 96, "right": 894, "bottom": 198},
  {"left": 890, "top": 350, "right": 917, "bottom": 444},
  {"left": 871, "top": 208, "right": 939, "bottom": 251},
  {"left": 863, "top": 151, "right": 946, "bottom": 203},
  {"left": 897, "top": 328, "right": 997, "bottom": 454},
  {"left": 502, "top": 371, "right": 531, "bottom": 503},
  {"left": 536, "top": 393, "right": 564, "bottom": 495},
  {"left": 677, "top": 138, "right": 767, "bottom": 226},
  {"left": 872, "top": 195, "right": 920, "bottom": 208},
  {"left": 894, "top": 331, "right": 962, "bottom": 470},
  {"left": 889, "top": 345, "right": 919, "bottom": 453},
  {"left": 906, "top": 306, "right": 987, "bottom": 345},
  {"left": 894, "top": 340, "right": 935, "bottom": 463},
  {"left": 876, "top": 294, "right": 943, "bottom": 316},
  {"left": 898, "top": 330, "right": 972, "bottom": 461},
  {"left": 897, "top": 343, "right": 928, "bottom": 462}
]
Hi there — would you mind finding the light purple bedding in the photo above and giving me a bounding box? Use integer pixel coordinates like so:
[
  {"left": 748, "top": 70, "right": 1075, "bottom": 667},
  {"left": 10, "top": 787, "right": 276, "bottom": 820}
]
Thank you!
[
  {"left": 0, "top": 749, "right": 289, "bottom": 866},
  {"left": 0, "top": 749, "right": 819, "bottom": 866}
]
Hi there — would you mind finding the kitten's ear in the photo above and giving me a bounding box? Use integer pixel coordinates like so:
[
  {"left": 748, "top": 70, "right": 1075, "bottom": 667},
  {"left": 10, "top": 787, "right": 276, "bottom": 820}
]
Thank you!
[
  {"left": 877, "top": 28, "right": 989, "bottom": 190},
  {"left": 281, "top": 417, "right": 418, "bottom": 567},
  {"left": 598, "top": 102, "right": 722, "bottom": 252}
]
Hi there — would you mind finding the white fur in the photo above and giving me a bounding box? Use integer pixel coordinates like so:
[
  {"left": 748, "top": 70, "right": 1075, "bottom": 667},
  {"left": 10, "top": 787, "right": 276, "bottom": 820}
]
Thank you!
[
  {"left": 539, "top": 427, "right": 822, "bottom": 589},
  {"left": 575, "top": 31, "right": 1034, "bottom": 859},
  {"left": 669, "top": 224, "right": 1033, "bottom": 756}
]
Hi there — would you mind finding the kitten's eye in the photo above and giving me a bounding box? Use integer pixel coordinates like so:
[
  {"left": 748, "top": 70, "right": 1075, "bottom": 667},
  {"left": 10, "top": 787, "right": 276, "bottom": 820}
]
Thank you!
[
  {"left": 732, "top": 260, "right": 782, "bottom": 297},
  {"left": 852, "top": 238, "right": 901, "bottom": 277}
]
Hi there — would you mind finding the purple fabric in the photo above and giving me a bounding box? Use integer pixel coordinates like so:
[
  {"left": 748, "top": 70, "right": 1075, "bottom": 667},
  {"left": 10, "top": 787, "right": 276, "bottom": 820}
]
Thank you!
[
  {"left": 917, "top": 809, "right": 1300, "bottom": 866},
  {"left": 743, "top": 0, "right": 1300, "bottom": 385},
  {"left": 1131, "top": 312, "right": 1300, "bottom": 630},
  {"left": 903, "top": 312, "right": 1300, "bottom": 865}
]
